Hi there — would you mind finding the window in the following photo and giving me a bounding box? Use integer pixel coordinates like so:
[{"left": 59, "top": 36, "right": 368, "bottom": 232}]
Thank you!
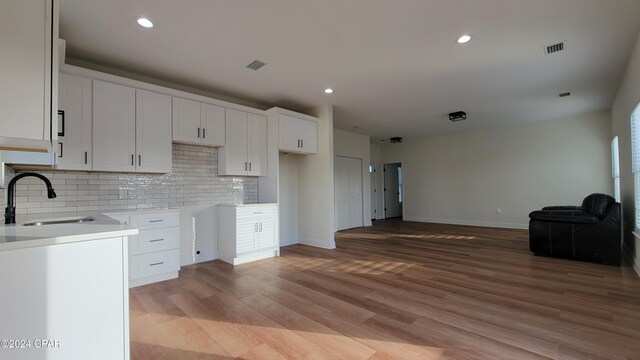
[
  {"left": 632, "top": 103, "right": 640, "bottom": 228},
  {"left": 612, "top": 136, "right": 620, "bottom": 202}
]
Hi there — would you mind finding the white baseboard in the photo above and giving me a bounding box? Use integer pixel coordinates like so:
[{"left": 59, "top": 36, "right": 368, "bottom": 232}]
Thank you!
[
  {"left": 129, "top": 271, "right": 179, "bottom": 288},
  {"left": 623, "top": 240, "right": 640, "bottom": 278},
  {"left": 403, "top": 216, "right": 528, "bottom": 230},
  {"left": 299, "top": 237, "right": 336, "bottom": 249}
]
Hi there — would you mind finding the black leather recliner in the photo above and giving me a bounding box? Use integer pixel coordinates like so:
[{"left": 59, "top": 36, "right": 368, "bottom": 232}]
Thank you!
[{"left": 528, "top": 193, "right": 621, "bottom": 265}]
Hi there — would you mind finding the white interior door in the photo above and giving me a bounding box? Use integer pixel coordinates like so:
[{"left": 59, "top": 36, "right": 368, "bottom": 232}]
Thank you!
[
  {"left": 384, "top": 163, "right": 402, "bottom": 218},
  {"left": 335, "top": 156, "right": 363, "bottom": 231}
]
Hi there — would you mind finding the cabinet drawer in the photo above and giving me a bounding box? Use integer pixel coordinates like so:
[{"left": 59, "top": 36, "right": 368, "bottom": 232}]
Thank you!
[
  {"left": 129, "top": 227, "right": 179, "bottom": 256},
  {"left": 237, "top": 207, "right": 276, "bottom": 219},
  {"left": 130, "top": 249, "right": 179, "bottom": 280},
  {"left": 130, "top": 212, "right": 179, "bottom": 229}
]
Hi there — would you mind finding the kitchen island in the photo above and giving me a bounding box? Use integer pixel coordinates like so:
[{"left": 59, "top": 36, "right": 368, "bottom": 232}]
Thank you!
[{"left": 0, "top": 214, "right": 137, "bottom": 360}]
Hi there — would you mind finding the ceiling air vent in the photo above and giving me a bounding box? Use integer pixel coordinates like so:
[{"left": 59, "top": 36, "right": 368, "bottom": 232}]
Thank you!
[
  {"left": 246, "top": 60, "right": 266, "bottom": 70},
  {"left": 544, "top": 42, "right": 564, "bottom": 55},
  {"left": 559, "top": 92, "right": 571, "bottom": 98}
]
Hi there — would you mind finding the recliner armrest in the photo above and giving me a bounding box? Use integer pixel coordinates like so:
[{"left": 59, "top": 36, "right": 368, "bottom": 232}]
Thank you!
[
  {"left": 529, "top": 210, "right": 598, "bottom": 224},
  {"left": 541, "top": 206, "right": 583, "bottom": 211}
]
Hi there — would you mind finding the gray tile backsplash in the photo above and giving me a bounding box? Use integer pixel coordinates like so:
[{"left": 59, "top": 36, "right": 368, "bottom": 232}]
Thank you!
[{"left": 1, "top": 144, "right": 258, "bottom": 215}]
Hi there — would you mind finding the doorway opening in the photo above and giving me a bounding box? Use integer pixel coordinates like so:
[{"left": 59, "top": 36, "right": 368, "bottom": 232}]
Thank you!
[{"left": 383, "top": 162, "right": 403, "bottom": 219}]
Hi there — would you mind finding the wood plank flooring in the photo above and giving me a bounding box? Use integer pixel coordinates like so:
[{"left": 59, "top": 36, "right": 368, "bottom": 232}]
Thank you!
[{"left": 130, "top": 219, "right": 640, "bottom": 359}]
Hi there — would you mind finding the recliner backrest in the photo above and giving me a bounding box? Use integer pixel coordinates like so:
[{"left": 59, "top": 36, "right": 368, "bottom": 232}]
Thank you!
[{"left": 581, "top": 193, "right": 615, "bottom": 217}]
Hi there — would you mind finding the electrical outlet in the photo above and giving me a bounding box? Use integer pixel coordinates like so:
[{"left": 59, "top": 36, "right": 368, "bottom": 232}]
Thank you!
[{"left": 496, "top": 208, "right": 502, "bottom": 214}]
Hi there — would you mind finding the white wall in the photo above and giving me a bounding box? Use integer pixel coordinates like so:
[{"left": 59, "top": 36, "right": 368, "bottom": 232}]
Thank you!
[
  {"left": 612, "top": 31, "right": 640, "bottom": 276},
  {"left": 334, "top": 129, "right": 372, "bottom": 227},
  {"left": 380, "top": 111, "right": 613, "bottom": 229},
  {"left": 297, "top": 105, "right": 336, "bottom": 249},
  {"left": 370, "top": 143, "right": 384, "bottom": 220},
  {"left": 279, "top": 153, "right": 299, "bottom": 246}
]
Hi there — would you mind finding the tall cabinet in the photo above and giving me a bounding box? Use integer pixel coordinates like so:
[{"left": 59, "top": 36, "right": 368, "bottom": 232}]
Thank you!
[
  {"left": 218, "top": 109, "right": 267, "bottom": 176},
  {"left": 92, "top": 80, "right": 172, "bottom": 173}
]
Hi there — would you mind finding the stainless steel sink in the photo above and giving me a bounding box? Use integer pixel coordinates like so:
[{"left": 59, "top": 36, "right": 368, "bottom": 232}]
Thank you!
[{"left": 22, "top": 216, "right": 95, "bottom": 226}]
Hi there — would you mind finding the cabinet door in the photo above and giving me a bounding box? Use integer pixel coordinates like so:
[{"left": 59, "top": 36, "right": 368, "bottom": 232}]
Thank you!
[
  {"left": 0, "top": 0, "right": 52, "bottom": 143},
  {"left": 278, "top": 114, "right": 300, "bottom": 152},
  {"left": 93, "top": 80, "right": 136, "bottom": 172},
  {"left": 247, "top": 113, "right": 267, "bottom": 176},
  {"left": 299, "top": 118, "right": 318, "bottom": 154},
  {"left": 220, "top": 108, "right": 249, "bottom": 175},
  {"left": 236, "top": 217, "right": 257, "bottom": 254},
  {"left": 172, "top": 97, "right": 201, "bottom": 145},
  {"left": 257, "top": 217, "right": 277, "bottom": 249},
  {"left": 201, "top": 103, "right": 226, "bottom": 147},
  {"left": 136, "top": 89, "right": 172, "bottom": 173},
  {"left": 57, "top": 73, "right": 92, "bottom": 170}
]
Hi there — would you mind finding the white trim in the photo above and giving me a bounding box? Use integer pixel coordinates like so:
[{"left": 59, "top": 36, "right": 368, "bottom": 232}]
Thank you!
[
  {"left": 403, "top": 216, "right": 529, "bottom": 230},
  {"left": 129, "top": 271, "right": 179, "bottom": 288},
  {"left": 627, "top": 232, "right": 640, "bottom": 278},
  {"left": 299, "top": 237, "right": 336, "bottom": 249},
  {"left": 60, "top": 64, "right": 267, "bottom": 116}
]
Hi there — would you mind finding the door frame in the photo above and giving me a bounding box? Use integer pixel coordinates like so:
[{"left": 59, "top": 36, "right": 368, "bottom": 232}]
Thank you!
[
  {"left": 383, "top": 162, "right": 403, "bottom": 219},
  {"left": 334, "top": 155, "right": 365, "bottom": 231}
]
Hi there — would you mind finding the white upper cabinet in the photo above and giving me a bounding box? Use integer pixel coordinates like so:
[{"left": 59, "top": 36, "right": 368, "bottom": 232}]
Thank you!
[
  {"left": 218, "top": 109, "right": 267, "bottom": 176},
  {"left": 201, "top": 103, "right": 226, "bottom": 147},
  {"left": 93, "top": 81, "right": 172, "bottom": 173},
  {"left": 0, "top": 0, "right": 58, "bottom": 151},
  {"left": 278, "top": 114, "right": 318, "bottom": 154},
  {"left": 172, "top": 97, "right": 225, "bottom": 147},
  {"left": 92, "top": 80, "right": 136, "bottom": 172},
  {"left": 57, "top": 73, "right": 92, "bottom": 171},
  {"left": 136, "top": 89, "right": 172, "bottom": 173},
  {"left": 172, "top": 97, "right": 201, "bottom": 145},
  {"left": 248, "top": 113, "right": 267, "bottom": 176}
]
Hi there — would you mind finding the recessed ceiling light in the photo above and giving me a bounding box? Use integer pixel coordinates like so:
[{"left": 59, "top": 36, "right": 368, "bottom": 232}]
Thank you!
[
  {"left": 137, "top": 17, "right": 154, "bottom": 28},
  {"left": 457, "top": 34, "right": 472, "bottom": 44},
  {"left": 324, "top": 88, "right": 334, "bottom": 94}
]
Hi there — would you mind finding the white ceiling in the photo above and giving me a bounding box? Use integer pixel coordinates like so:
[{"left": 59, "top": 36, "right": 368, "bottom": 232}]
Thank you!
[{"left": 59, "top": 0, "right": 640, "bottom": 140}]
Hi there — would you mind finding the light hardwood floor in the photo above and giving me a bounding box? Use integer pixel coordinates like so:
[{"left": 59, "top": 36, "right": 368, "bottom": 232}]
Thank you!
[{"left": 130, "top": 220, "right": 640, "bottom": 359}]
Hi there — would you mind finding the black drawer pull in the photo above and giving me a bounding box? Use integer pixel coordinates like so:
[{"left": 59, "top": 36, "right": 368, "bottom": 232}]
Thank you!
[
  {"left": 148, "top": 219, "right": 164, "bottom": 223},
  {"left": 149, "top": 238, "right": 164, "bottom": 242},
  {"left": 150, "top": 262, "right": 164, "bottom": 266}
]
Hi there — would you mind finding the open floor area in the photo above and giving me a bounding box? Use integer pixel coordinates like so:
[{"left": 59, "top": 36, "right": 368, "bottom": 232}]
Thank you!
[{"left": 129, "top": 220, "right": 640, "bottom": 359}]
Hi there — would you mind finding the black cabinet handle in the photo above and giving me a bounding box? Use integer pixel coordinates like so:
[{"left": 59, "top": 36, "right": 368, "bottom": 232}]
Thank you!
[
  {"left": 301, "top": 139, "right": 304, "bottom": 148},
  {"left": 149, "top": 262, "right": 164, "bottom": 266},
  {"left": 249, "top": 162, "right": 252, "bottom": 171},
  {"left": 138, "top": 155, "right": 141, "bottom": 166},
  {"left": 84, "top": 151, "right": 88, "bottom": 164},
  {"left": 58, "top": 142, "right": 63, "bottom": 158},
  {"left": 131, "top": 154, "right": 134, "bottom": 166},
  {"left": 149, "top": 238, "right": 164, "bottom": 243},
  {"left": 197, "top": 127, "right": 201, "bottom": 138},
  {"left": 203, "top": 128, "right": 206, "bottom": 139},
  {"left": 149, "top": 219, "right": 164, "bottom": 223}
]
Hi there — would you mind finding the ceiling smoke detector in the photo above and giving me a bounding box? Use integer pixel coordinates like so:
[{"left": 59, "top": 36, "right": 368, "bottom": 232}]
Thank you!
[
  {"left": 449, "top": 111, "right": 467, "bottom": 122},
  {"left": 246, "top": 60, "right": 266, "bottom": 70},
  {"left": 544, "top": 42, "right": 564, "bottom": 55}
]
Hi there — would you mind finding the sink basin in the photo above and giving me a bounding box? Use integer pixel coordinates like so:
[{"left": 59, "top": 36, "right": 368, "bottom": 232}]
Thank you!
[{"left": 22, "top": 216, "right": 95, "bottom": 227}]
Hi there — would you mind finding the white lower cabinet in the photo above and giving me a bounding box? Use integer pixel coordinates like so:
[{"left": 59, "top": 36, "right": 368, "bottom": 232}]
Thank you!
[
  {"left": 106, "top": 210, "right": 181, "bottom": 287},
  {"left": 218, "top": 203, "right": 279, "bottom": 265},
  {"left": 0, "top": 236, "right": 130, "bottom": 360}
]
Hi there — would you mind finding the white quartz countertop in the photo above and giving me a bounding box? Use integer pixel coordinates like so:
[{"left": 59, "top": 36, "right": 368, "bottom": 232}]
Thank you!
[
  {"left": 218, "top": 203, "right": 278, "bottom": 207},
  {"left": 0, "top": 213, "right": 138, "bottom": 252}
]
